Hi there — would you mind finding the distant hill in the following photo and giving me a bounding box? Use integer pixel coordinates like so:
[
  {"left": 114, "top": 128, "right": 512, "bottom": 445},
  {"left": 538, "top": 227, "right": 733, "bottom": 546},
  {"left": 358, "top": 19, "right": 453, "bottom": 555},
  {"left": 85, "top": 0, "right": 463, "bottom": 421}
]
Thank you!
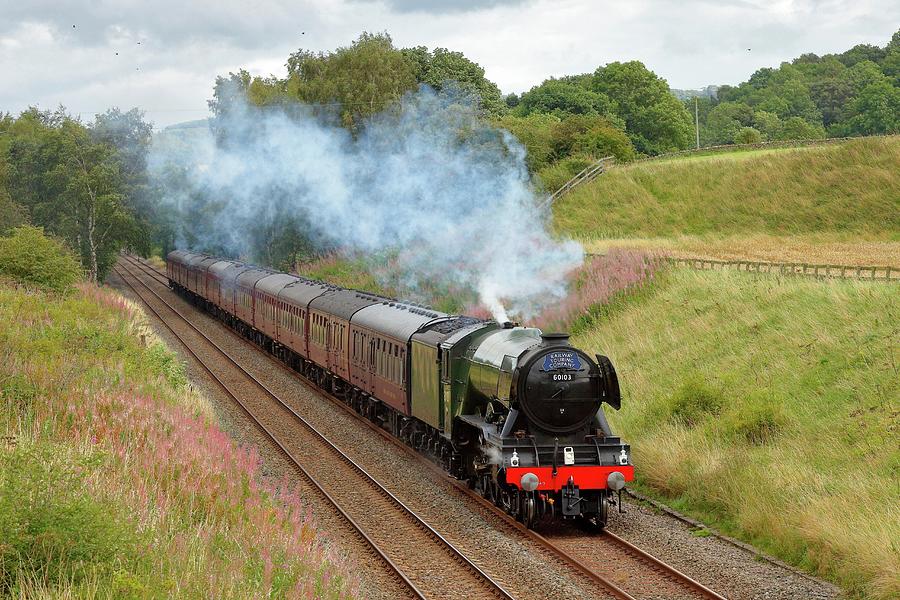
[{"left": 162, "top": 118, "right": 211, "bottom": 131}]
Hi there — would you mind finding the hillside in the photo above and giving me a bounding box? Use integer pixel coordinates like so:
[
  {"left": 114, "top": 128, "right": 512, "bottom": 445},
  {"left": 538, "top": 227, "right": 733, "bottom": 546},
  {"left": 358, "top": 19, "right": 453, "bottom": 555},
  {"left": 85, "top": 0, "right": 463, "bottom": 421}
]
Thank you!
[
  {"left": 0, "top": 277, "right": 356, "bottom": 597},
  {"left": 553, "top": 136, "right": 900, "bottom": 248},
  {"left": 572, "top": 268, "right": 898, "bottom": 599}
]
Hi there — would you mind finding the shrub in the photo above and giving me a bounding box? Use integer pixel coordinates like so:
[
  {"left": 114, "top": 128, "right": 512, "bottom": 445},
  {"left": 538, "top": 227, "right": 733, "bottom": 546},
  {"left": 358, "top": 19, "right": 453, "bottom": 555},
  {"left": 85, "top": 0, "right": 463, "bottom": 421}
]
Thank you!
[
  {"left": 668, "top": 374, "right": 724, "bottom": 426},
  {"left": 0, "top": 226, "right": 82, "bottom": 293},
  {"left": 725, "top": 392, "right": 788, "bottom": 444},
  {"left": 0, "top": 443, "right": 139, "bottom": 594},
  {"left": 734, "top": 126, "right": 763, "bottom": 144},
  {"left": 537, "top": 154, "right": 594, "bottom": 191}
]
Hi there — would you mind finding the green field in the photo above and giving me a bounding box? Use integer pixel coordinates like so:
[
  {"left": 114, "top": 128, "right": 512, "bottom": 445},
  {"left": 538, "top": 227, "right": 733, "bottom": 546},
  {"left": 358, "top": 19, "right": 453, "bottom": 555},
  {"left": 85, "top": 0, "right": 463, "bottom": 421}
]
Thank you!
[
  {"left": 572, "top": 267, "right": 898, "bottom": 599},
  {"left": 553, "top": 136, "right": 900, "bottom": 241}
]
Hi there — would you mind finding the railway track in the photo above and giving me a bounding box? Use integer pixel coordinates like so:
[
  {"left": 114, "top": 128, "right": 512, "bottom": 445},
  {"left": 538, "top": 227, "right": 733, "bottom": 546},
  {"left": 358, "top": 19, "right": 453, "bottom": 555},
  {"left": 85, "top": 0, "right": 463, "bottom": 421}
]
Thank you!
[
  {"left": 118, "top": 254, "right": 729, "bottom": 600},
  {"left": 113, "top": 259, "right": 514, "bottom": 600}
]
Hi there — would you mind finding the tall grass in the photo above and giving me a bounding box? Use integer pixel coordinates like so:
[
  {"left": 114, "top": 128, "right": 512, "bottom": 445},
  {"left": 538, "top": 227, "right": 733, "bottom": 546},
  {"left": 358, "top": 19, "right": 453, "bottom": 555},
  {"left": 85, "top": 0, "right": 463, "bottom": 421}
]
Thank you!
[
  {"left": 554, "top": 135, "right": 900, "bottom": 240},
  {"left": 531, "top": 250, "right": 661, "bottom": 332},
  {"left": 572, "top": 267, "right": 899, "bottom": 599},
  {"left": 0, "top": 282, "right": 358, "bottom": 598}
]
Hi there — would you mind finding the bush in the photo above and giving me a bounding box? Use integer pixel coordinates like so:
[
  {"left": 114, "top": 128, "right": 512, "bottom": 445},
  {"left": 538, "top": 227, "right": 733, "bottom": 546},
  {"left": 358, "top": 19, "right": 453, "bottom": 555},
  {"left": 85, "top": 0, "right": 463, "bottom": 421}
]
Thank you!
[
  {"left": 0, "top": 226, "right": 82, "bottom": 293},
  {"left": 0, "top": 443, "right": 139, "bottom": 594},
  {"left": 668, "top": 374, "right": 724, "bottom": 426},
  {"left": 734, "top": 127, "right": 763, "bottom": 144},
  {"left": 725, "top": 392, "right": 788, "bottom": 444},
  {"left": 537, "top": 154, "right": 594, "bottom": 191}
]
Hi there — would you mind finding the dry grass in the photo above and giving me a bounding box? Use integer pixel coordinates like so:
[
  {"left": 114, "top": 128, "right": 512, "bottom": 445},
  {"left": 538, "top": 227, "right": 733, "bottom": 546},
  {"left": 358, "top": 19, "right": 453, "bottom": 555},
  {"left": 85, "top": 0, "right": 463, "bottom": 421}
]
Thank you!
[
  {"left": 573, "top": 268, "right": 899, "bottom": 599},
  {"left": 585, "top": 234, "right": 900, "bottom": 267}
]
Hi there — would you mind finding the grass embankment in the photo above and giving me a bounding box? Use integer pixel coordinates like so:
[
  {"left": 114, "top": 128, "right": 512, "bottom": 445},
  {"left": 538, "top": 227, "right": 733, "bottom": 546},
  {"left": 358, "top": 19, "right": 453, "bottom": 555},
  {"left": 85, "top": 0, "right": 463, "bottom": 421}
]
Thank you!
[
  {"left": 0, "top": 281, "right": 357, "bottom": 598},
  {"left": 554, "top": 136, "right": 900, "bottom": 265},
  {"left": 572, "top": 267, "right": 898, "bottom": 599}
]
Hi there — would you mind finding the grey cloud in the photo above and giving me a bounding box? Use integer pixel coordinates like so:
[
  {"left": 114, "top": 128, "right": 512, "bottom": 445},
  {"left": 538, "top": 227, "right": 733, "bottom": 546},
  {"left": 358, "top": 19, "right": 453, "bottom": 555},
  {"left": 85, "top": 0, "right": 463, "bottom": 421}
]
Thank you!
[
  {"left": 355, "top": 0, "right": 529, "bottom": 14},
  {"left": 0, "top": 1, "right": 319, "bottom": 50}
]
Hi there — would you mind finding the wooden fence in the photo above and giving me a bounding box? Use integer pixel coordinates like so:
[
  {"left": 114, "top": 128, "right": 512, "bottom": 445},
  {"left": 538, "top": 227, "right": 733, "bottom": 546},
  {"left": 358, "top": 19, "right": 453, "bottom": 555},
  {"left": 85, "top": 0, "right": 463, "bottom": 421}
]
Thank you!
[
  {"left": 540, "top": 156, "right": 615, "bottom": 209},
  {"left": 668, "top": 257, "right": 898, "bottom": 281}
]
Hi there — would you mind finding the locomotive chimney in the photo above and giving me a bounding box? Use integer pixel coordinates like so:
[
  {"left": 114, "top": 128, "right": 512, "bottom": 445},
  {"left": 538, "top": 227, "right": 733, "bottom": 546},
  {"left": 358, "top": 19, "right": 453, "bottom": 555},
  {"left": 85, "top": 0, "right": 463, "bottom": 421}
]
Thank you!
[{"left": 541, "top": 332, "right": 570, "bottom": 344}]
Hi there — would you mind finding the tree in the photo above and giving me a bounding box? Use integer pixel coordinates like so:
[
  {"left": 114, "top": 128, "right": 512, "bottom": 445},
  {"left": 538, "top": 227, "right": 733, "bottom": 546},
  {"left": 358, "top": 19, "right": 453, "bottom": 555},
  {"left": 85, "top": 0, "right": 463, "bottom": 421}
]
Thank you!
[
  {"left": 809, "top": 78, "right": 853, "bottom": 127},
  {"left": 495, "top": 113, "right": 558, "bottom": 172},
  {"left": 517, "top": 79, "right": 613, "bottom": 117},
  {"left": 548, "top": 114, "right": 635, "bottom": 161},
  {"left": 842, "top": 81, "right": 900, "bottom": 135},
  {"left": 592, "top": 61, "right": 693, "bottom": 154},
  {"left": 752, "top": 110, "right": 783, "bottom": 140},
  {"left": 402, "top": 47, "right": 506, "bottom": 116},
  {"left": 777, "top": 116, "right": 826, "bottom": 140},
  {"left": 284, "top": 32, "right": 417, "bottom": 129},
  {"left": 0, "top": 195, "right": 27, "bottom": 234},
  {"left": 91, "top": 108, "right": 156, "bottom": 254},
  {"left": 4, "top": 112, "right": 135, "bottom": 282},
  {"left": 704, "top": 102, "right": 754, "bottom": 144},
  {"left": 881, "top": 48, "right": 900, "bottom": 85},
  {"left": 838, "top": 44, "right": 886, "bottom": 67},
  {"left": 842, "top": 60, "right": 889, "bottom": 94}
]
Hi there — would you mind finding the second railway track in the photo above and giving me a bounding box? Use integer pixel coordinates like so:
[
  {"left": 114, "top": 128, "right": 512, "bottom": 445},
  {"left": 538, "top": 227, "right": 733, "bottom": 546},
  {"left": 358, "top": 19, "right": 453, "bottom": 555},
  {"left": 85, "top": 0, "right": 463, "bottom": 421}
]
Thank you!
[
  {"left": 118, "top": 254, "right": 729, "bottom": 600},
  {"left": 114, "top": 260, "right": 514, "bottom": 600}
]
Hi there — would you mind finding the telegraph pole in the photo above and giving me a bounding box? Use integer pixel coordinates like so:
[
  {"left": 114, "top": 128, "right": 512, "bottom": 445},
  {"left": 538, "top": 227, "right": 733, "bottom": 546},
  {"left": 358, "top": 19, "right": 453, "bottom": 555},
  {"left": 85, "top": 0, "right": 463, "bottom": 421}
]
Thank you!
[{"left": 694, "top": 97, "right": 700, "bottom": 149}]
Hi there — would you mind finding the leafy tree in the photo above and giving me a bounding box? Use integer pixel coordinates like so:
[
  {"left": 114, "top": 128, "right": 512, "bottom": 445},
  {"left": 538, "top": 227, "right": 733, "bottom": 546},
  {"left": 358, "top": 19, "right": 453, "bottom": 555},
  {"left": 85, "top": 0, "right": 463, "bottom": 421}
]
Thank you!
[
  {"left": 752, "top": 110, "right": 783, "bottom": 140},
  {"left": 842, "top": 60, "right": 889, "bottom": 94},
  {"left": 91, "top": 108, "right": 156, "bottom": 254},
  {"left": 549, "top": 115, "right": 635, "bottom": 161},
  {"left": 209, "top": 70, "right": 253, "bottom": 119},
  {"left": 777, "top": 116, "right": 826, "bottom": 140},
  {"left": 734, "top": 127, "right": 762, "bottom": 144},
  {"left": 0, "top": 195, "right": 27, "bottom": 234},
  {"left": 882, "top": 48, "right": 900, "bottom": 85},
  {"left": 592, "top": 61, "right": 693, "bottom": 154},
  {"left": 704, "top": 102, "right": 754, "bottom": 144},
  {"left": 841, "top": 80, "right": 900, "bottom": 135},
  {"left": 838, "top": 44, "right": 886, "bottom": 67},
  {"left": 518, "top": 79, "right": 613, "bottom": 117},
  {"left": 495, "top": 113, "right": 558, "bottom": 172},
  {"left": 402, "top": 47, "right": 506, "bottom": 116},
  {"left": 810, "top": 78, "right": 853, "bottom": 127},
  {"left": 4, "top": 112, "right": 134, "bottom": 282},
  {"left": 284, "top": 32, "right": 417, "bottom": 129}
]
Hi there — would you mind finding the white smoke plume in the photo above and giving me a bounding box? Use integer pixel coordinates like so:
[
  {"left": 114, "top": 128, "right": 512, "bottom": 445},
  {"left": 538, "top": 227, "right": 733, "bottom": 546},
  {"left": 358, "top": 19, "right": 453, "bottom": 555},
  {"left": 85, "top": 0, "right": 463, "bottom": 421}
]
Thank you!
[{"left": 149, "top": 86, "right": 583, "bottom": 321}]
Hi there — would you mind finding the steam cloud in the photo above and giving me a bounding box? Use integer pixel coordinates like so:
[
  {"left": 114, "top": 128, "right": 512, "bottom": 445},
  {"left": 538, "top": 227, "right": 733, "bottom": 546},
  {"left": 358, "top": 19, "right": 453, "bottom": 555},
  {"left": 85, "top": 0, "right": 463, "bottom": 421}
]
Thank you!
[{"left": 149, "top": 86, "right": 583, "bottom": 321}]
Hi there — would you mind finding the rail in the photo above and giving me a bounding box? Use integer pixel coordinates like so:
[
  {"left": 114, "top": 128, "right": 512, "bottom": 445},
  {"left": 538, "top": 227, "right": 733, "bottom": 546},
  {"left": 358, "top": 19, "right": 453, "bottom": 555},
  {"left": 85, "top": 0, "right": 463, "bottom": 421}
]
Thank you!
[
  {"left": 114, "top": 258, "right": 514, "bottom": 600},
  {"left": 125, "top": 254, "right": 731, "bottom": 599}
]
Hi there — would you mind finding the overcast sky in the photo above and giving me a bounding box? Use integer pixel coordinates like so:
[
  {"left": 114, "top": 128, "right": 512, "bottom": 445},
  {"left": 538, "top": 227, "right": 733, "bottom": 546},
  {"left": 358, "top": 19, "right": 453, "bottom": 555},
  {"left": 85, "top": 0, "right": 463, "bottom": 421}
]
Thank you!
[{"left": 1, "top": 0, "right": 897, "bottom": 128}]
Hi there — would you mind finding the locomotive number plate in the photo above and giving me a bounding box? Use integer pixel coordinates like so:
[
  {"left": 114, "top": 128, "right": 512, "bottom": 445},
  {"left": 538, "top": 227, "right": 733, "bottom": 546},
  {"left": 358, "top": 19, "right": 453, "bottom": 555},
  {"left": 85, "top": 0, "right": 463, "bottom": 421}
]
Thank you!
[
  {"left": 541, "top": 351, "right": 582, "bottom": 371},
  {"left": 551, "top": 373, "right": 573, "bottom": 381}
]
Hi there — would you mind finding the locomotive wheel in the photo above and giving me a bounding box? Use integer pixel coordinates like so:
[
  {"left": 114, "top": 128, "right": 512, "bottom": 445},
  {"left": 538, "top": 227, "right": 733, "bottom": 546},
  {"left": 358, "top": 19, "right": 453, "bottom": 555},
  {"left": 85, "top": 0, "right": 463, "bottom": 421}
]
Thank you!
[
  {"left": 521, "top": 495, "right": 536, "bottom": 529},
  {"left": 597, "top": 494, "right": 609, "bottom": 530}
]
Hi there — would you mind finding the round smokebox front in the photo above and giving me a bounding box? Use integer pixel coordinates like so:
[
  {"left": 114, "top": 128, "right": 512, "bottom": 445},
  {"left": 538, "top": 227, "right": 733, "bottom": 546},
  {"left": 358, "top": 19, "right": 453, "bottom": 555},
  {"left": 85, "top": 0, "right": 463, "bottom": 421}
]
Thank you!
[{"left": 519, "top": 346, "right": 601, "bottom": 434}]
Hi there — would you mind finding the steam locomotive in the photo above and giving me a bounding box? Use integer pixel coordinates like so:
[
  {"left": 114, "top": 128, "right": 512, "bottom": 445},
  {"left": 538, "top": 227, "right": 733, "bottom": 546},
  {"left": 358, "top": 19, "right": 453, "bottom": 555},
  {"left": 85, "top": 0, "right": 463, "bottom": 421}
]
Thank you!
[{"left": 167, "top": 250, "right": 633, "bottom": 528}]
